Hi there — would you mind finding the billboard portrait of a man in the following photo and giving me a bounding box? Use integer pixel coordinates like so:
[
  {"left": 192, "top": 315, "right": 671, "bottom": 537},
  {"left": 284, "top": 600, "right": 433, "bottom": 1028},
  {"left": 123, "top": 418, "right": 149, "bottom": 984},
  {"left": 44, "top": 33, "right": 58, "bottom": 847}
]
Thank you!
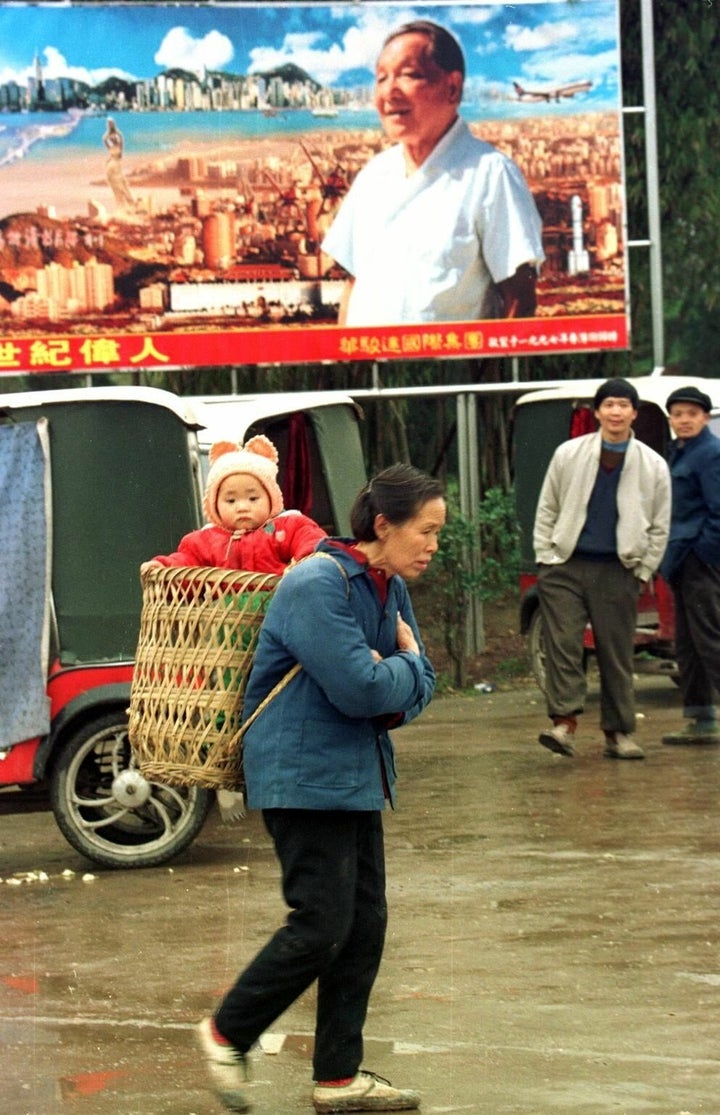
[
  {"left": 322, "top": 19, "right": 544, "bottom": 327},
  {"left": 0, "top": 0, "right": 626, "bottom": 372}
]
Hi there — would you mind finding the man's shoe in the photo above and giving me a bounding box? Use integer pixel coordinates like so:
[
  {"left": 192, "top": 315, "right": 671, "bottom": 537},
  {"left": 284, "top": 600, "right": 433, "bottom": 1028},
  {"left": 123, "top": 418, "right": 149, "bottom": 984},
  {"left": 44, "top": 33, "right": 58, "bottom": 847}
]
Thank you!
[
  {"left": 538, "top": 723, "right": 575, "bottom": 756},
  {"left": 662, "top": 721, "right": 720, "bottom": 746},
  {"left": 604, "top": 732, "right": 644, "bottom": 760},
  {"left": 313, "top": 1071, "right": 421, "bottom": 1112},
  {"left": 196, "top": 1017, "right": 251, "bottom": 1112}
]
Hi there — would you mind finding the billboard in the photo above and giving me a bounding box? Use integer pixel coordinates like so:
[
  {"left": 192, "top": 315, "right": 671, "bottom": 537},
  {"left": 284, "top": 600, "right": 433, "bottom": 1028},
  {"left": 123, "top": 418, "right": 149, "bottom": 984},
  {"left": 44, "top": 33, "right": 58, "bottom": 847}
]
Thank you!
[{"left": 0, "top": 1, "right": 627, "bottom": 374}]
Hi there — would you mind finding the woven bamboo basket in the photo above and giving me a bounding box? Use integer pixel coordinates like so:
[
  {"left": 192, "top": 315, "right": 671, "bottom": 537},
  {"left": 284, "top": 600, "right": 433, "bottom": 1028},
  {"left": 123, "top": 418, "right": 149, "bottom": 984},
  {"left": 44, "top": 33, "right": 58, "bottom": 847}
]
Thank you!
[{"left": 128, "top": 565, "right": 280, "bottom": 790}]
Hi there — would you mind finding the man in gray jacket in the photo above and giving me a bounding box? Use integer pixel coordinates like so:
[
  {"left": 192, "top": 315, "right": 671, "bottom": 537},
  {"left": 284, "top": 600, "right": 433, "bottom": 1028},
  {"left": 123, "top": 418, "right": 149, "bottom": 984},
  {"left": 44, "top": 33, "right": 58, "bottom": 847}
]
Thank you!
[{"left": 534, "top": 378, "right": 671, "bottom": 759}]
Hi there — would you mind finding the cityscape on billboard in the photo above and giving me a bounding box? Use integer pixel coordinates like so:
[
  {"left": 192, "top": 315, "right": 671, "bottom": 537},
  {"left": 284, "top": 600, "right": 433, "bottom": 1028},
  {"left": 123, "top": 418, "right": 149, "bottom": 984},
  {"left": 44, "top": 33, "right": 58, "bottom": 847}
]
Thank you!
[{"left": 0, "top": 1, "right": 627, "bottom": 373}]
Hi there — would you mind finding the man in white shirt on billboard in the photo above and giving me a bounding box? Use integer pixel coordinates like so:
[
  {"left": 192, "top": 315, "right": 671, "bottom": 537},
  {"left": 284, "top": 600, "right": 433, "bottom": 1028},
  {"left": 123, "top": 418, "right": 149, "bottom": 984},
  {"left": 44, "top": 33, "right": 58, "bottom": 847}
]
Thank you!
[{"left": 322, "top": 19, "right": 544, "bottom": 327}]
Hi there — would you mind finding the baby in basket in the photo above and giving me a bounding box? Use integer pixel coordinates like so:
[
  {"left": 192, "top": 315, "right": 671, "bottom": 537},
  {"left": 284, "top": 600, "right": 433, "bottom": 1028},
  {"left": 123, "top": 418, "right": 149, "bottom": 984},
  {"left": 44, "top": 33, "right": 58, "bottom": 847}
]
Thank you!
[{"left": 142, "top": 433, "right": 326, "bottom": 574}]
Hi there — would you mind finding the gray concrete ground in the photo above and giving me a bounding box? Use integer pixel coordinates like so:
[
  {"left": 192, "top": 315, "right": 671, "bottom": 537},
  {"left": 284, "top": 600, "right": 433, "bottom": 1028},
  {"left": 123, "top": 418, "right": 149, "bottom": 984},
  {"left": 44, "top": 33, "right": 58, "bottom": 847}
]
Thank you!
[{"left": 2, "top": 675, "right": 719, "bottom": 1115}]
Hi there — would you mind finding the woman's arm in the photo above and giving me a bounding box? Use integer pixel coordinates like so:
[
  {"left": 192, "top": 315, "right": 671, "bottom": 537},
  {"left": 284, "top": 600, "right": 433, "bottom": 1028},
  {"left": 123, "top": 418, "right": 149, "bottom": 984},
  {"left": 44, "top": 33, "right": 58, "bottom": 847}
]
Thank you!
[{"left": 276, "top": 564, "right": 432, "bottom": 721}]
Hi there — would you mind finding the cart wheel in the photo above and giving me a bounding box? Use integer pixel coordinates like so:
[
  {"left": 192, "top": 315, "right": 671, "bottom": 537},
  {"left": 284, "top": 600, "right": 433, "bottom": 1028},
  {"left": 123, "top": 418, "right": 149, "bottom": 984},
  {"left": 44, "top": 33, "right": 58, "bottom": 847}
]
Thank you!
[
  {"left": 527, "top": 609, "right": 547, "bottom": 693},
  {"left": 49, "top": 712, "right": 213, "bottom": 869}
]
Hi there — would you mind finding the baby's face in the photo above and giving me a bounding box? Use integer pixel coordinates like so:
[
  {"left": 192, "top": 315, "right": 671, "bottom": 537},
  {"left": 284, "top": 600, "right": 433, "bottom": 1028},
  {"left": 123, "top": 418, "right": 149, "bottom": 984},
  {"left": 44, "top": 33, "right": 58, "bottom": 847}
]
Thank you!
[{"left": 216, "top": 474, "right": 271, "bottom": 532}]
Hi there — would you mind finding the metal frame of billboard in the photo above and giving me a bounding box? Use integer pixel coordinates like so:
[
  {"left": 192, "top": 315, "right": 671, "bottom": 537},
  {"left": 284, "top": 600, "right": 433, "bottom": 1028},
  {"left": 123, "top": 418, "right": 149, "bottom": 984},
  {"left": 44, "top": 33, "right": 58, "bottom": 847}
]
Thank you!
[{"left": 0, "top": 0, "right": 650, "bottom": 375}]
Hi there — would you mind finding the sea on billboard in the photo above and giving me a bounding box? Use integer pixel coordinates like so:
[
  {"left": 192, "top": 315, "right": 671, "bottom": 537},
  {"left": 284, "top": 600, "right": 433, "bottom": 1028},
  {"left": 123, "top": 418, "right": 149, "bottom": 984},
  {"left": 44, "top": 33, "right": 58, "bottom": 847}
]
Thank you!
[{"left": 0, "top": 0, "right": 627, "bottom": 373}]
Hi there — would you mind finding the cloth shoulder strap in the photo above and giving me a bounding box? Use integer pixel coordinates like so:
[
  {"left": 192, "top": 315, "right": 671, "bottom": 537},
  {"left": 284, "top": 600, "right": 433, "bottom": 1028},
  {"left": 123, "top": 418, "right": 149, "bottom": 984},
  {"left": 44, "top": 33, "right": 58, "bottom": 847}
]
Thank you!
[
  {"left": 298, "top": 546, "right": 352, "bottom": 597},
  {"left": 238, "top": 550, "right": 350, "bottom": 739}
]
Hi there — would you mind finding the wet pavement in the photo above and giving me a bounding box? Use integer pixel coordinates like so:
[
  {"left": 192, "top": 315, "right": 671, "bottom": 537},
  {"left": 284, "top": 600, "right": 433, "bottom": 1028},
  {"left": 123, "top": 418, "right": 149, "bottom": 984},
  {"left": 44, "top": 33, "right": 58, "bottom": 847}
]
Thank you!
[{"left": 2, "top": 674, "right": 719, "bottom": 1115}]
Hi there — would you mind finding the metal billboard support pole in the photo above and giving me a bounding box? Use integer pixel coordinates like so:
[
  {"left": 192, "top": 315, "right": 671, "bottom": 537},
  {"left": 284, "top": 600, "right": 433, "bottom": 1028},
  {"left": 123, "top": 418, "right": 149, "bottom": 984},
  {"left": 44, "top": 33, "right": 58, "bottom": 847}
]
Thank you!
[
  {"left": 626, "top": 0, "right": 664, "bottom": 374},
  {"left": 457, "top": 392, "right": 484, "bottom": 656},
  {"left": 641, "top": 0, "right": 664, "bottom": 374}
]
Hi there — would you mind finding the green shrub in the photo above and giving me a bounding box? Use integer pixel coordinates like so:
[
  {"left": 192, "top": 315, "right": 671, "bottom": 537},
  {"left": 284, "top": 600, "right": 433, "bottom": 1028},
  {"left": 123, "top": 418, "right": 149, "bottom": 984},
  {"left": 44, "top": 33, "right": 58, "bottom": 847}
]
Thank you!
[{"left": 424, "top": 482, "right": 520, "bottom": 687}]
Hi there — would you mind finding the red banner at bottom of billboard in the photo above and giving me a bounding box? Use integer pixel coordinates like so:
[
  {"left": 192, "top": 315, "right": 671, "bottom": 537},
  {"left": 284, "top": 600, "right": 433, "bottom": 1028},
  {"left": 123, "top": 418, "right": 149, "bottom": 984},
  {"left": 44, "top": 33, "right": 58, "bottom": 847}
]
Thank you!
[{"left": 0, "top": 314, "right": 629, "bottom": 375}]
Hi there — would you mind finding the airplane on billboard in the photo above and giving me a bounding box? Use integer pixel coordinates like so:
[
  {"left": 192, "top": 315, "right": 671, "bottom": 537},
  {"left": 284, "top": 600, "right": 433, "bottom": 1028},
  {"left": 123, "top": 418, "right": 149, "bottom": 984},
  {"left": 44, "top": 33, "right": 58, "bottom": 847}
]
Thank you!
[{"left": 513, "top": 79, "right": 593, "bottom": 103}]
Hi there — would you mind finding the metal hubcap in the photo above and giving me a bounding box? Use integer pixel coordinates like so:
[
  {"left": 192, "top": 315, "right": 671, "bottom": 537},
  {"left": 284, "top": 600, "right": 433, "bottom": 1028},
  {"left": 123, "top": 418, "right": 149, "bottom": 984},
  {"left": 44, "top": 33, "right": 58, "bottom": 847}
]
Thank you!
[{"left": 111, "top": 768, "right": 152, "bottom": 808}]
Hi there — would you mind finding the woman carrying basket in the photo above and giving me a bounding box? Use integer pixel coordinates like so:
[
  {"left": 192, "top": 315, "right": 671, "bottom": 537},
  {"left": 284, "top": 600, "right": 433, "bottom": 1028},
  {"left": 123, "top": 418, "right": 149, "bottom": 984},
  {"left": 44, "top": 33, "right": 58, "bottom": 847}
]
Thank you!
[{"left": 197, "top": 464, "right": 445, "bottom": 1114}]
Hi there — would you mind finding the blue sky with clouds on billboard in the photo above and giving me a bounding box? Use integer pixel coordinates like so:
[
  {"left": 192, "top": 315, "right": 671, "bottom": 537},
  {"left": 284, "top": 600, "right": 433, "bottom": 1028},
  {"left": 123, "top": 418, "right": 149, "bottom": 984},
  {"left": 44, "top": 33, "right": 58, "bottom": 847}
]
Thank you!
[{"left": 0, "top": 1, "right": 619, "bottom": 110}]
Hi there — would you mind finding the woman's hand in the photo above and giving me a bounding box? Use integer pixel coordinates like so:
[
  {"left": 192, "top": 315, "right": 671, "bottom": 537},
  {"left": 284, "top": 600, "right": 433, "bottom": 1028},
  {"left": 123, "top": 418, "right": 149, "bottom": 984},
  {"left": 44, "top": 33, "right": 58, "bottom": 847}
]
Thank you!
[
  {"left": 396, "top": 615, "right": 419, "bottom": 656},
  {"left": 369, "top": 616, "right": 419, "bottom": 662}
]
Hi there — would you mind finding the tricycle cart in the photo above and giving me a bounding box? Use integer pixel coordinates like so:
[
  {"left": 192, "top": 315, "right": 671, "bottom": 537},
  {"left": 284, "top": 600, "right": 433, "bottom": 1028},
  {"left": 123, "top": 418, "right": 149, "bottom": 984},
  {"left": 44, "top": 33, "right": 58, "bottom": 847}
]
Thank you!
[{"left": 0, "top": 385, "right": 366, "bottom": 867}]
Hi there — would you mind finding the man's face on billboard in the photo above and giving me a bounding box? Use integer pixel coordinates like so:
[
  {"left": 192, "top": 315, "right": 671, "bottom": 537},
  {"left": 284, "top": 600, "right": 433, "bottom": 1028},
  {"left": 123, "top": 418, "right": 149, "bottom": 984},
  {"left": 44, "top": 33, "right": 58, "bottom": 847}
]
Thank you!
[{"left": 374, "top": 32, "right": 462, "bottom": 167}]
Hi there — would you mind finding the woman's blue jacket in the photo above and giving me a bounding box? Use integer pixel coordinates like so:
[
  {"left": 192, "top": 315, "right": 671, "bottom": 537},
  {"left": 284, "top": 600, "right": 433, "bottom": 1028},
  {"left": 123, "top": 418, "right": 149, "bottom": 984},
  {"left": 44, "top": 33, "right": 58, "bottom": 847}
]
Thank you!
[{"left": 241, "top": 540, "right": 436, "bottom": 811}]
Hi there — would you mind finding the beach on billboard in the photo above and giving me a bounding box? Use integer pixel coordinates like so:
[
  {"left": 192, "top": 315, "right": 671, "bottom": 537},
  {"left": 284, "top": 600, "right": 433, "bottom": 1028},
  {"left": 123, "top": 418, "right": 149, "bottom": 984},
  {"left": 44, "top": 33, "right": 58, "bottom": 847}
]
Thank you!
[
  {"left": 0, "top": 98, "right": 382, "bottom": 215},
  {"left": 0, "top": 121, "right": 309, "bottom": 221}
]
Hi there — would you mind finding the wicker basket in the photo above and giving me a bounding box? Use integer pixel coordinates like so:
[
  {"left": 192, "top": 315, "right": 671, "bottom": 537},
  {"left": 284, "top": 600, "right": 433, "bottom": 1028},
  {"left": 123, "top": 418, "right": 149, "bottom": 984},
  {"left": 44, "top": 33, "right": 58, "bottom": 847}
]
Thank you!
[{"left": 128, "top": 565, "right": 280, "bottom": 790}]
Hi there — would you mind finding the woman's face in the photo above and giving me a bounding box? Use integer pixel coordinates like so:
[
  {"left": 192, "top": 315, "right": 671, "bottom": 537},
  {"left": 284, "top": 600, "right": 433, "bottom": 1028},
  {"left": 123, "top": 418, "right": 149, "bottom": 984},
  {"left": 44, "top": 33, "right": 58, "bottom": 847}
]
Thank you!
[{"left": 375, "top": 497, "right": 446, "bottom": 580}]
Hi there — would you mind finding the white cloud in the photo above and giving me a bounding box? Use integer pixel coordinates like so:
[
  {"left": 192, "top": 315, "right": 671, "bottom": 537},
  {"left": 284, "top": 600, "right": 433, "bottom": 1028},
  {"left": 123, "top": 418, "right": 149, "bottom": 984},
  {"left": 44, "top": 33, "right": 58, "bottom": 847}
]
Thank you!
[
  {"left": 521, "top": 48, "right": 618, "bottom": 87},
  {"left": 249, "top": 29, "right": 374, "bottom": 84},
  {"left": 447, "top": 5, "right": 495, "bottom": 26},
  {"left": 154, "top": 26, "right": 234, "bottom": 72},
  {"left": 505, "top": 21, "right": 577, "bottom": 52},
  {"left": 42, "top": 46, "right": 137, "bottom": 85},
  {"left": 0, "top": 45, "right": 137, "bottom": 88},
  {"left": 250, "top": 6, "right": 429, "bottom": 84},
  {"left": 503, "top": 7, "right": 618, "bottom": 92}
]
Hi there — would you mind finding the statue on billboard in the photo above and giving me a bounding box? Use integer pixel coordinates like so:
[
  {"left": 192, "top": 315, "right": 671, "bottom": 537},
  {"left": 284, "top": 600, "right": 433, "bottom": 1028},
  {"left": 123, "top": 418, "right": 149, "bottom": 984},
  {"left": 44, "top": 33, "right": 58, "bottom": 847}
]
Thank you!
[
  {"left": 322, "top": 20, "right": 544, "bottom": 326},
  {"left": 102, "top": 117, "right": 136, "bottom": 213}
]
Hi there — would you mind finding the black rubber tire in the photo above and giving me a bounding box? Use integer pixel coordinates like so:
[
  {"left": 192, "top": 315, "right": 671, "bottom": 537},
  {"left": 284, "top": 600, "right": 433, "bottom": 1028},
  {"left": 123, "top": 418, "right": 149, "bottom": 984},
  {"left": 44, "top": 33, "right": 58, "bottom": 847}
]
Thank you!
[{"left": 49, "top": 711, "right": 212, "bottom": 868}]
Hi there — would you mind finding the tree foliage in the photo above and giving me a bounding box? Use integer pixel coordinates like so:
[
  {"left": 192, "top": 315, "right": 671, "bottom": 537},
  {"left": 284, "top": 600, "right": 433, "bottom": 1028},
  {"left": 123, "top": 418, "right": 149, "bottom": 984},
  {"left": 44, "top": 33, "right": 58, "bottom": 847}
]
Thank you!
[
  {"left": 421, "top": 481, "right": 520, "bottom": 688},
  {"left": 621, "top": 0, "right": 720, "bottom": 375}
]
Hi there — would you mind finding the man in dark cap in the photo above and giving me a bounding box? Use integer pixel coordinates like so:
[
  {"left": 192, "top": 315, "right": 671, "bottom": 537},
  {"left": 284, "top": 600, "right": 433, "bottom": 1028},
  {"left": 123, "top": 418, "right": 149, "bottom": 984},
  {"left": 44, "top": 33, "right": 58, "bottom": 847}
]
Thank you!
[
  {"left": 534, "top": 377, "right": 671, "bottom": 760},
  {"left": 660, "top": 385, "right": 720, "bottom": 744}
]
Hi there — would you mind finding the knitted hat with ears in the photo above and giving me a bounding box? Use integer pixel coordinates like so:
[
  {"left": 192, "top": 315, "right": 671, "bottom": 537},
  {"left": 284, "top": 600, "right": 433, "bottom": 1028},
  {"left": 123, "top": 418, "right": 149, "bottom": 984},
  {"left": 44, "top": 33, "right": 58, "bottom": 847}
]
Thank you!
[{"left": 203, "top": 434, "right": 284, "bottom": 526}]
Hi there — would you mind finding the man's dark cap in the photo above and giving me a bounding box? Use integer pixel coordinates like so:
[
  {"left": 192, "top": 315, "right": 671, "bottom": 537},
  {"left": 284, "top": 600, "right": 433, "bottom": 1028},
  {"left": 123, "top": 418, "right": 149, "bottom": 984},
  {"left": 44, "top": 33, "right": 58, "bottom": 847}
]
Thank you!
[
  {"left": 665, "top": 385, "right": 712, "bottom": 414},
  {"left": 593, "top": 377, "right": 639, "bottom": 410}
]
